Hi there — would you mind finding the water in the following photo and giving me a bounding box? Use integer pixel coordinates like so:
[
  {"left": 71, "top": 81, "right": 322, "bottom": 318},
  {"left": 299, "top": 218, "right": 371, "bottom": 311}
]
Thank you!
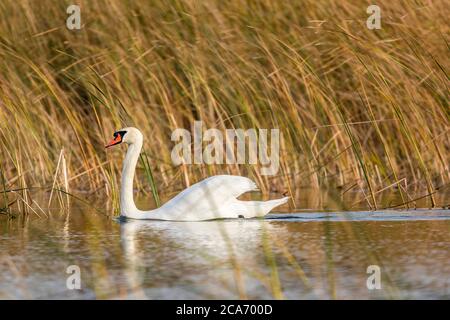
[{"left": 1, "top": 202, "right": 449, "bottom": 299}]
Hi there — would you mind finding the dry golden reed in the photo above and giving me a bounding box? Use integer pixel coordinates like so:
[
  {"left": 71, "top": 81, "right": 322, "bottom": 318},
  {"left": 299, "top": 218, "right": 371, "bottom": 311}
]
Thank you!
[{"left": 0, "top": 0, "right": 448, "bottom": 211}]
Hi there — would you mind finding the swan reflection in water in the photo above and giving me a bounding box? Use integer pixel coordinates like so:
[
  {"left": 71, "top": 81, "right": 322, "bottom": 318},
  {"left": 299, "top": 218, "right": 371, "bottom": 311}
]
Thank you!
[{"left": 118, "top": 218, "right": 286, "bottom": 299}]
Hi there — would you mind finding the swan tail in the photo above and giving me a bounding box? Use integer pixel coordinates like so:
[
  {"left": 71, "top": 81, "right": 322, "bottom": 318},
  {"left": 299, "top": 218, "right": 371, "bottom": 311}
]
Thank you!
[{"left": 237, "top": 196, "right": 289, "bottom": 218}]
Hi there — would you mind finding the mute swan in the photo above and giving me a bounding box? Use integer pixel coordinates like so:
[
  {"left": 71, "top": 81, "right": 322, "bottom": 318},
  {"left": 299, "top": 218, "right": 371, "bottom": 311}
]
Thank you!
[{"left": 105, "top": 127, "right": 288, "bottom": 221}]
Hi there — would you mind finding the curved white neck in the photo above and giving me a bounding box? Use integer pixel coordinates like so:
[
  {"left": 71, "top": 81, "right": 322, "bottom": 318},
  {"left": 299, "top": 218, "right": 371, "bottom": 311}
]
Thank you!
[{"left": 120, "top": 137, "right": 143, "bottom": 217}]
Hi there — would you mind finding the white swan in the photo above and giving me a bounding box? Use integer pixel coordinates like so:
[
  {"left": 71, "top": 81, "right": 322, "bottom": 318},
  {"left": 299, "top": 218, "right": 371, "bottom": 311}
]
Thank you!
[{"left": 105, "top": 127, "right": 288, "bottom": 221}]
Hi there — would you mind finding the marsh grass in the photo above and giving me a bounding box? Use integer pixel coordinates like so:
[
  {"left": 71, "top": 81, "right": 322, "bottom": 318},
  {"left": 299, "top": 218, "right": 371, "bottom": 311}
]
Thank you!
[
  {"left": 0, "top": 0, "right": 448, "bottom": 211},
  {"left": 139, "top": 151, "right": 161, "bottom": 207},
  {"left": 0, "top": 166, "right": 11, "bottom": 214}
]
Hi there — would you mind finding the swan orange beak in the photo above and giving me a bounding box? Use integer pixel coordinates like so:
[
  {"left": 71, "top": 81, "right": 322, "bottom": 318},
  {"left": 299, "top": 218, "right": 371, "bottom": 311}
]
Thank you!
[{"left": 105, "top": 135, "right": 122, "bottom": 148}]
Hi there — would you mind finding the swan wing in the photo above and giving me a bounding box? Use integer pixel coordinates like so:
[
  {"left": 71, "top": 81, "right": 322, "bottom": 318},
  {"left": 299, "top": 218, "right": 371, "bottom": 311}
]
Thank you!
[{"left": 157, "top": 175, "right": 258, "bottom": 220}]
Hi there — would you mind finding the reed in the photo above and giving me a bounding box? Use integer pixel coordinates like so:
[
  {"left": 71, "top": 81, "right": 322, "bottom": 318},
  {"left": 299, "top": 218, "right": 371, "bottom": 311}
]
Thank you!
[
  {"left": 0, "top": 0, "right": 448, "bottom": 211},
  {"left": 139, "top": 151, "right": 161, "bottom": 207},
  {"left": 0, "top": 164, "right": 9, "bottom": 214}
]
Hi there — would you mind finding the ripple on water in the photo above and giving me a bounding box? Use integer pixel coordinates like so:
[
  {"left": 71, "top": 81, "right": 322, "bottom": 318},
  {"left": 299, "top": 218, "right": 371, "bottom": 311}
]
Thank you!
[{"left": 266, "top": 209, "right": 450, "bottom": 222}]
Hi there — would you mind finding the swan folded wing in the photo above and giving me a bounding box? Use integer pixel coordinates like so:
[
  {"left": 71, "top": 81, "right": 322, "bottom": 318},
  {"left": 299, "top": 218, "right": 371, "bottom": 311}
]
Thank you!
[{"left": 159, "top": 175, "right": 258, "bottom": 220}]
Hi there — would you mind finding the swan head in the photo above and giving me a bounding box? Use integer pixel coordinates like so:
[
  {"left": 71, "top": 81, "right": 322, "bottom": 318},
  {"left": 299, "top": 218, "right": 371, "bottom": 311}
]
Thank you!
[{"left": 105, "top": 127, "right": 143, "bottom": 148}]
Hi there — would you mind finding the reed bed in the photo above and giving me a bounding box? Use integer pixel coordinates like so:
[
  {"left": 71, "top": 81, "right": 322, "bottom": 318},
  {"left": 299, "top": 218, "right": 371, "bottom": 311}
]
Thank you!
[{"left": 0, "top": 0, "right": 448, "bottom": 213}]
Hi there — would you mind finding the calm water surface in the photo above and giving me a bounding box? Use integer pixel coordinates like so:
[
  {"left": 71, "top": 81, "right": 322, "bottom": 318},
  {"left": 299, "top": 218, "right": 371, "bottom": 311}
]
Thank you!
[{"left": 0, "top": 194, "right": 449, "bottom": 299}]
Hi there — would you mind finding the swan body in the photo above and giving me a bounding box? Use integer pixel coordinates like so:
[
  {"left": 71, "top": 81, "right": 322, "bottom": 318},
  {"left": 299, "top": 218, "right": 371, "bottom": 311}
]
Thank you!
[{"left": 106, "top": 127, "right": 288, "bottom": 221}]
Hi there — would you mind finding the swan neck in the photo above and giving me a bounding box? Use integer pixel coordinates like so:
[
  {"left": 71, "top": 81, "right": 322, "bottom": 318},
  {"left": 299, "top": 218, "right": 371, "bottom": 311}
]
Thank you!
[{"left": 120, "top": 139, "right": 142, "bottom": 216}]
